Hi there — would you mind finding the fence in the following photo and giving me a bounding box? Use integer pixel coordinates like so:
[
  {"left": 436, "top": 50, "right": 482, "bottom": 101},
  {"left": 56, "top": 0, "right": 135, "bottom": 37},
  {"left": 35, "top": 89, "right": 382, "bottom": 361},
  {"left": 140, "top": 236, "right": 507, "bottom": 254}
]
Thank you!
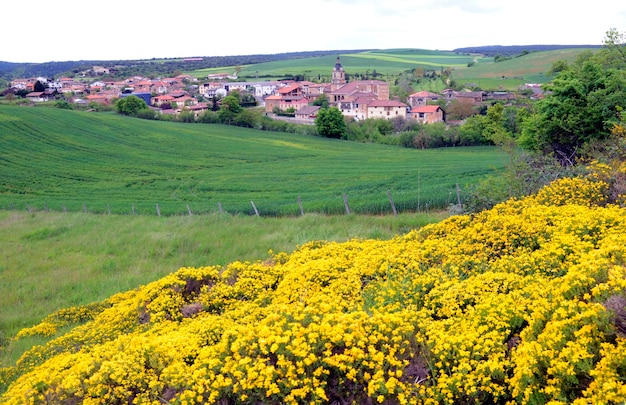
[{"left": 5, "top": 186, "right": 466, "bottom": 217}]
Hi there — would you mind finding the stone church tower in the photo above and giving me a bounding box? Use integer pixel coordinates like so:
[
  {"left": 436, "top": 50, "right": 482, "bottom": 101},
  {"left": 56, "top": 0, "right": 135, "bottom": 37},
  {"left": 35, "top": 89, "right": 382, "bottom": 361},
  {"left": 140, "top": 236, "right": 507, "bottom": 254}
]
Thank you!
[{"left": 331, "top": 56, "right": 346, "bottom": 90}]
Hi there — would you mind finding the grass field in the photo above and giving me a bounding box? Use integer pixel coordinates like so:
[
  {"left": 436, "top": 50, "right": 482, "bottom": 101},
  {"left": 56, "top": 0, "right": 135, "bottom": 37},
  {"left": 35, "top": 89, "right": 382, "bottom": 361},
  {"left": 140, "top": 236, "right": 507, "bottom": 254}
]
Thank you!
[
  {"left": 188, "top": 48, "right": 595, "bottom": 91},
  {"left": 190, "top": 49, "right": 490, "bottom": 81},
  {"left": 0, "top": 209, "right": 447, "bottom": 367},
  {"left": 0, "top": 104, "right": 507, "bottom": 216}
]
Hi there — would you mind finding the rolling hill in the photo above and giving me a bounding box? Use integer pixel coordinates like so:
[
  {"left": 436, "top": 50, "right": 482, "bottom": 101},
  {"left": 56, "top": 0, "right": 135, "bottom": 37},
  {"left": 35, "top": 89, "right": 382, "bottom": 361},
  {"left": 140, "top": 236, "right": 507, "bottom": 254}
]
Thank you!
[{"left": 0, "top": 104, "right": 507, "bottom": 216}]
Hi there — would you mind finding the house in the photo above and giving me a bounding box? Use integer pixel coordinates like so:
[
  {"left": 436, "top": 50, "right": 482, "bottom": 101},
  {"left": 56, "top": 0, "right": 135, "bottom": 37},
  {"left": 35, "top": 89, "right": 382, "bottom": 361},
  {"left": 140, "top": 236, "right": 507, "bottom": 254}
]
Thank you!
[
  {"left": 186, "top": 103, "right": 210, "bottom": 118},
  {"left": 295, "top": 105, "right": 321, "bottom": 121},
  {"left": 338, "top": 94, "right": 376, "bottom": 120},
  {"left": 152, "top": 94, "right": 176, "bottom": 107},
  {"left": 407, "top": 91, "right": 440, "bottom": 107},
  {"left": 25, "top": 92, "right": 49, "bottom": 102},
  {"left": 442, "top": 89, "right": 485, "bottom": 103},
  {"left": 366, "top": 100, "right": 408, "bottom": 120},
  {"left": 172, "top": 95, "right": 198, "bottom": 109},
  {"left": 409, "top": 105, "right": 446, "bottom": 124}
]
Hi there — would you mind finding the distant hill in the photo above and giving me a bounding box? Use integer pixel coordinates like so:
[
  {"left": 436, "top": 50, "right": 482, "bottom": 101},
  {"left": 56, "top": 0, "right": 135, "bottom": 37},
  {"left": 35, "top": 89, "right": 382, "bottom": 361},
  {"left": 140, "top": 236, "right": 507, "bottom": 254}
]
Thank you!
[
  {"left": 0, "top": 50, "right": 372, "bottom": 82},
  {"left": 0, "top": 45, "right": 602, "bottom": 82},
  {"left": 453, "top": 44, "right": 601, "bottom": 57}
]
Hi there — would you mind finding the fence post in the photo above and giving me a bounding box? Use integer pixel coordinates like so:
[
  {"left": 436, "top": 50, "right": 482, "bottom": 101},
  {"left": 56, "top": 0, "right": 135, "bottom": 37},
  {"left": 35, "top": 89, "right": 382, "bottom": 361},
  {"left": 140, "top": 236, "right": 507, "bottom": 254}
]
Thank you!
[
  {"left": 456, "top": 183, "right": 462, "bottom": 206},
  {"left": 251, "top": 201, "right": 260, "bottom": 216},
  {"left": 107, "top": 204, "right": 111, "bottom": 215},
  {"left": 44, "top": 202, "right": 49, "bottom": 212},
  {"left": 297, "top": 195, "right": 304, "bottom": 216},
  {"left": 62, "top": 204, "right": 67, "bottom": 213},
  {"left": 83, "top": 202, "right": 87, "bottom": 213},
  {"left": 343, "top": 193, "right": 350, "bottom": 215},
  {"left": 387, "top": 190, "right": 398, "bottom": 216},
  {"left": 187, "top": 204, "right": 192, "bottom": 216},
  {"left": 156, "top": 203, "right": 161, "bottom": 217},
  {"left": 218, "top": 202, "right": 223, "bottom": 213},
  {"left": 132, "top": 204, "right": 136, "bottom": 215}
]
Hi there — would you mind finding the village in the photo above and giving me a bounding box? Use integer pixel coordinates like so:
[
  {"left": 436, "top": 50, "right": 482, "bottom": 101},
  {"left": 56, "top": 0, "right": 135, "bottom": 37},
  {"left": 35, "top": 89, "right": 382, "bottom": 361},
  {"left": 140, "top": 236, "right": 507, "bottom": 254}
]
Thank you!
[{"left": 8, "top": 57, "right": 528, "bottom": 125}]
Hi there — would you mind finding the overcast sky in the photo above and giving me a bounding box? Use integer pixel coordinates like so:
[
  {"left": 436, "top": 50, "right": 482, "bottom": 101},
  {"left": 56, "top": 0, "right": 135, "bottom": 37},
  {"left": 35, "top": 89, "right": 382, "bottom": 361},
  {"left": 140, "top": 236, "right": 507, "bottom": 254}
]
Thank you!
[{"left": 4, "top": 0, "right": 625, "bottom": 63}]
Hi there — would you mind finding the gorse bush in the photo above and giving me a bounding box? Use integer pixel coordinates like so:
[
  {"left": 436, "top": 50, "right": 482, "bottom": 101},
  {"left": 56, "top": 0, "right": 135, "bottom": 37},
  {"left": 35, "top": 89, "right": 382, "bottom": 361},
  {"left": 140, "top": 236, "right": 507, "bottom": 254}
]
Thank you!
[{"left": 1, "top": 170, "right": 626, "bottom": 404}]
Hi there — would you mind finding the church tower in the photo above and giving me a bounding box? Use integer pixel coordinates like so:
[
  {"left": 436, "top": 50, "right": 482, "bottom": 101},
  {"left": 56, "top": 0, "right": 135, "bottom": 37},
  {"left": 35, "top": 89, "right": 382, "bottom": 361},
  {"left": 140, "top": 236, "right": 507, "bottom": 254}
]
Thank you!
[{"left": 331, "top": 56, "right": 346, "bottom": 90}]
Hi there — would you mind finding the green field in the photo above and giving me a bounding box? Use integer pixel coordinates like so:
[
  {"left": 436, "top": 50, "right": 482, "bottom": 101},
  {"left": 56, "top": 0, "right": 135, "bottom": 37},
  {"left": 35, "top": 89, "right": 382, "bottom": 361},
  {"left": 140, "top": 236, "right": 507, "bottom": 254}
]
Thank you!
[
  {"left": 0, "top": 104, "right": 507, "bottom": 216},
  {"left": 189, "top": 48, "right": 594, "bottom": 91},
  {"left": 0, "top": 209, "right": 447, "bottom": 366},
  {"left": 191, "top": 49, "right": 489, "bottom": 81}
]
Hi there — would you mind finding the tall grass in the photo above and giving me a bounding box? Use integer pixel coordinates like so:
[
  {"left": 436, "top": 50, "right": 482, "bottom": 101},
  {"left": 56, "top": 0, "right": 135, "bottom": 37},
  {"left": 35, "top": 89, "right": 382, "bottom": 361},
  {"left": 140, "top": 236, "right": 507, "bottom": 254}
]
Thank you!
[{"left": 0, "top": 209, "right": 447, "bottom": 366}]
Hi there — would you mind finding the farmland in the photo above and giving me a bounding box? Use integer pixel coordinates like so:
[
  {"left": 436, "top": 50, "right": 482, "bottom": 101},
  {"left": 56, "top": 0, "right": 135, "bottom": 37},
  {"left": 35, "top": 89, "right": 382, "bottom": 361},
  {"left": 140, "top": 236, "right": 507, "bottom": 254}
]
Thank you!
[
  {"left": 188, "top": 47, "right": 596, "bottom": 91},
  {"left": 0, "top": 104, "right": 506, "bottom": 216}
]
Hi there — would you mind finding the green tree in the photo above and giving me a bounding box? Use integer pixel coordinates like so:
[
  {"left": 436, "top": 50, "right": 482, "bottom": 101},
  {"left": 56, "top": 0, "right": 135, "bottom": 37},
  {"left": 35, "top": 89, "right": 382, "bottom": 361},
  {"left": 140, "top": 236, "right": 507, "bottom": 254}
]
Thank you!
[
  {"left": 34, "top": 80, "right": 46, "bottom": 92},
  {"left": 115, "top": 95, "right": 148, "bottom": 116},
  {"left": 315, "top": 107, "right": 347, "bottom": 139},
  {"left": 218, "top": 95, "right": 243, "bottom": 124},
  {"left": 518, "top": 57, "right": 626, "bottom": 165},
  {"left": 599, "top": 28, "right": 626, "bottom": 69},
  {"left": 312, "top": 94, "right": 329, "bottom": 108}
]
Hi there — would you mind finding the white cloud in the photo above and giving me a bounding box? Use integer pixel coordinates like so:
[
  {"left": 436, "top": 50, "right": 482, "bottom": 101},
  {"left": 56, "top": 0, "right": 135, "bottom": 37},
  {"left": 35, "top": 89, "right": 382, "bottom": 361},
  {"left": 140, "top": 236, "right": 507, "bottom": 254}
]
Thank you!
[{"left": 2, "top": 0, "right": 625, "bottom": 62}]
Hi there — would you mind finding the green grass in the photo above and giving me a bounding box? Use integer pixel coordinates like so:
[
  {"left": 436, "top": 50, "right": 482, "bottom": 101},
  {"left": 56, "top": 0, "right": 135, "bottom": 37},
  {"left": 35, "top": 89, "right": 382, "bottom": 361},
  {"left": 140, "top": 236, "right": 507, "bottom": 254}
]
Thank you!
[
  {"left": 0, "top": 104, "right": 507, "bottom": 216},
  {"left": 189, "top": 48, "right": 596, "bottom": 91},
  {"left": 0, "top": 209, "right": 447, "bottom": 366},
  {"left": 191, "top": 49, "right": 489, "bottom": 81},
  {"left": 451, "top": 48, "right": 598, "bottom": 90}
]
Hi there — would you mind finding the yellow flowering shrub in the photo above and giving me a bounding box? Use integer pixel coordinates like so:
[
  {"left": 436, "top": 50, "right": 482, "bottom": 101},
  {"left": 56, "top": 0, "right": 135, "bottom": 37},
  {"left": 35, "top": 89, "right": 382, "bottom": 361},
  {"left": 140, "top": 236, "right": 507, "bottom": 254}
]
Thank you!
[{"left": 2, "top": 174, "right": 626, "bottom": 404}]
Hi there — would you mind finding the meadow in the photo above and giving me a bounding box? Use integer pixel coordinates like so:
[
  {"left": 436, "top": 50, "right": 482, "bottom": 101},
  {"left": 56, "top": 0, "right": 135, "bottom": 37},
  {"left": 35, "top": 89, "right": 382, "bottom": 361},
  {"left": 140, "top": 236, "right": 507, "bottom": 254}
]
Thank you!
[
  {"left": 0, "top": 104, "right": 507, "bottom": 216},
  {"left": 0, "top": 209, "right": 447, "bottom": 368}
]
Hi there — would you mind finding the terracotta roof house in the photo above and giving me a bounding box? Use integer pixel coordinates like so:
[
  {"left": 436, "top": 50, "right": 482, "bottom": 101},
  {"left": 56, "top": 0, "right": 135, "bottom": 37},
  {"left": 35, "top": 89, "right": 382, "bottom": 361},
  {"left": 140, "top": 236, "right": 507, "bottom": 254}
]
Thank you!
[
  {"left": 153, "top": 95, "right": 175, "bottom": 107},
  {"left": 338, "top": 94, "right": 377, "bottom": 120},
  {"left": 263, "top": 94, "right": 282, "bottom": 113},
  {"left": 25, "top": 92, "right": 50, "bottom": 102},
  {"left": 277, "top": 83, "right": 302, "bottom": 97},
  {"left": 409, "top": 105, "right": 446, "bottom": 124},
  {"left": 295, "top": 105, "right": 321, "bottom": 121},
  {"left": 366, "top": 100, "right": 408, "bottom": 120}
]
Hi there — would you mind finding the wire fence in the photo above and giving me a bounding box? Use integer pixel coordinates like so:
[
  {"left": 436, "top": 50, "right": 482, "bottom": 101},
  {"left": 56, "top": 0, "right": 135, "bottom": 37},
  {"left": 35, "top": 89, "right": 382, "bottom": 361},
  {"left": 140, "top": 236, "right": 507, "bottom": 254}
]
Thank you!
[{"left": 2, "top": 186, "right": 466, "bottom": 217}]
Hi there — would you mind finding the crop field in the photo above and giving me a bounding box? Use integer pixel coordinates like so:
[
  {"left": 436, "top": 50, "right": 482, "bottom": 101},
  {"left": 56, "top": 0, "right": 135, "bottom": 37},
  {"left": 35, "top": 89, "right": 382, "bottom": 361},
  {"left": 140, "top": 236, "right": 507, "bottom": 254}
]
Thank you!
[
  {"left": 191, "top": 49, "right": 489, "bottom": 81},
  {"left": 0, "top": 105, "right": 507, "bottom": 217},
  {"left": 451, "top": 48, "right": 598, "bottom": 90},
  {"left": 190, "top": 47, "right": 594, "bottom": 91}
]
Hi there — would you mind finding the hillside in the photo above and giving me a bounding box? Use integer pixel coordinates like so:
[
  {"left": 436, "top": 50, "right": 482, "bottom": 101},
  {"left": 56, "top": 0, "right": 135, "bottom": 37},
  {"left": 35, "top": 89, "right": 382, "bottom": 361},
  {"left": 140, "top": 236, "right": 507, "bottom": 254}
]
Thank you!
[
  {"left": 453, "top": 44, "right": 601, "bottom": 57},
  {"left": 451, "top": 47, "right": 598, "bottom": 89},
  {"left": 0, "top": 104, "right": 506, "bottom": 216},
  {"left": 1, "top": 175, "right": 625, "bottom": 403}
]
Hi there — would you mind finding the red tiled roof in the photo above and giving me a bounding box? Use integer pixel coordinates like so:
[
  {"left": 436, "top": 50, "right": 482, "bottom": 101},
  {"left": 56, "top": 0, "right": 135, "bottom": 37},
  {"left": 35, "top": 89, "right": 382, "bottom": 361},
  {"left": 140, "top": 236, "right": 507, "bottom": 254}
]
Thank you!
[
  {"left": 410, "top": 105, "right": 442, "bottom": 113},
  {"left": 277, "top": 83, "right": 300, "bottom": 94}
]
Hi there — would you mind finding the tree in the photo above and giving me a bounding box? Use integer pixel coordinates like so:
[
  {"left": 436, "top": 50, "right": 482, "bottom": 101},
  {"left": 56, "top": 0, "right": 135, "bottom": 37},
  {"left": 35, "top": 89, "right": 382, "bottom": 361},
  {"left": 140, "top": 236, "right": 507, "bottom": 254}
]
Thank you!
[
  {"left": 311, "top": 94, "right": 329, "bottom": 108},
  {"left": 600, "top": 28, "right": 626, "bottom": 69},
  {"left": 34, "top": 80, "right": 46, "bottom": 92},
  {"left": 218, "top": 95, "right": 242, "bottom": 124},
  {"left": 115, "top": 95, "right": 148, "bottom": 116},
  {"left": 315, "top": 107, "right": 347, "bottom": 139},
  {"left": 518, "top": 56, "right": 626, "bottom": 165}
]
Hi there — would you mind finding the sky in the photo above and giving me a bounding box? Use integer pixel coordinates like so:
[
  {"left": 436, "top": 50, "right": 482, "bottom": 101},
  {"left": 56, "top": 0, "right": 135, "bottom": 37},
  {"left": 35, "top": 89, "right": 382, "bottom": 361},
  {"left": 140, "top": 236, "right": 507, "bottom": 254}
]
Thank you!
[{"left": 4, "top": 0, "right": 626, "bottom": 63}]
